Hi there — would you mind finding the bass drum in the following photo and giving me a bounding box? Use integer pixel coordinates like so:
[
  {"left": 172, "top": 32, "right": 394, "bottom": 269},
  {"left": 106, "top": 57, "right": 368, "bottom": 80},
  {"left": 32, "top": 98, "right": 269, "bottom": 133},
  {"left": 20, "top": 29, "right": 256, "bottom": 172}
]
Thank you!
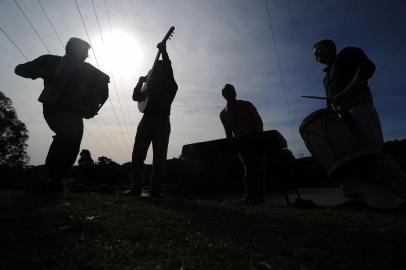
[{"left": 299, "top": 109, "right": 374, "bottom": 177}]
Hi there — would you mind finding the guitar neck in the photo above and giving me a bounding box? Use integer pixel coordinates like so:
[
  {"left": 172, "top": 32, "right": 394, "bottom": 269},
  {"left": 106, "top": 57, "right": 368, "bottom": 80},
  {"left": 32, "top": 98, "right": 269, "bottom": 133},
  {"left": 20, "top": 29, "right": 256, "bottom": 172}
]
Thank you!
[
  {"left": 151, "top": 50, "right": 162, "bottom": 73},
  {"left": 148, "top": 26, "right": 174, "bottom": 74},
  {"left": 137, "top": 26, "right": 174, "bottom": 113}
]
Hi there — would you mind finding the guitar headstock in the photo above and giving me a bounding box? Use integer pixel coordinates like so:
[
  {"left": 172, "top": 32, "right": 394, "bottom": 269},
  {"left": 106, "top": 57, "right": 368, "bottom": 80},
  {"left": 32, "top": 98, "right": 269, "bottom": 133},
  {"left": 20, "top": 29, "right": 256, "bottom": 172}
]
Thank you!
[{"left": 162, "top": 26, "right": 175, "bottom": 44}]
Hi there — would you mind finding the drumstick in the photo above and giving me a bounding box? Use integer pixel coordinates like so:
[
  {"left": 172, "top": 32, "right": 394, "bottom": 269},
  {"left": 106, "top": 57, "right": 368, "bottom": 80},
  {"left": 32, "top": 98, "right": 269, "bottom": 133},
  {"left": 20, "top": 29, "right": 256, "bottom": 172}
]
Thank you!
[{"left": 301, "top": 95, "right": 328, "bottom": 100}]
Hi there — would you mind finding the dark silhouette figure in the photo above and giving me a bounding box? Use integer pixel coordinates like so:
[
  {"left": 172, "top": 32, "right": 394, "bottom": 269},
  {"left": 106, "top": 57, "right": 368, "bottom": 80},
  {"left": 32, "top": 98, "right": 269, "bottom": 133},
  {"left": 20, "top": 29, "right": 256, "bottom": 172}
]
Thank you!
[
  {"left": 312, "top": 39, "right": 406, "bottom": 209},
  {"left": 129, "top": 42, "right": 178, "bottom": 197},
  {"left": 78, "top": 149, "right": 94, "bottom": 165},
  {"left": 77, "top": 149, "right": 94, "bottom": 187},
  {"left": 14, "top": 37, "right": 108, "bottom": 192},
  {"left": 220, "top": 84, "right": 265, "bottom": 203}
]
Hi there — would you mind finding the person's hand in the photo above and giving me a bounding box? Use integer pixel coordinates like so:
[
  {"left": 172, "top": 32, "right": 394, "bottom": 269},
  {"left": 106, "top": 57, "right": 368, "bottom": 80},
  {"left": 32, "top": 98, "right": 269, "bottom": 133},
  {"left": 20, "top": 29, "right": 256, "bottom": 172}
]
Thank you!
[
  {"left": 138, "top": 76, "right": 148, "bottom": 84},
  {"left": 157, "top": 42, "right": 166, "bottom": 52},
  {"left": 330, "top": 103, "right": 339, "bottom": 112}
]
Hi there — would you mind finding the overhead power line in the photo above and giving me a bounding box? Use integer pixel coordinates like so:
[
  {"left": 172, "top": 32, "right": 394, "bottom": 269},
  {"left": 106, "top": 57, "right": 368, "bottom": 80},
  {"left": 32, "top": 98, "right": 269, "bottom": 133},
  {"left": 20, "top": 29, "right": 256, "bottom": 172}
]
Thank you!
[
  {"left": 92, "top": 0, "right": 133, "bottom": 142},
  {"left": 99, "top": 113, "right": 130, "bottom": 158},
  {"left": 36, "top": 0, "right": 65, "bottom": 49},
  {"left": 92, "top": 0, "right": 105, "bottom": 43},
  {"left": 74, "top": 0, "right": 100, "bottom": 68},
  {"left": 74, "top": 0, "right": 132, "bottom": 154},
  {"left": 263, "top": 0, "right": 292, "bottom": 121},
  {"left": 84, "top": 125, "right": 116, "bottom": 160},
  {"left": 0, "top": 25, "right": 29, "bottom": 61},
  {"left": 13, "top": 0, "right": 51, "bottom": 53},
  {"left": 90, "top": 119, "right": 128, "bottom": 160},
  {"left": 103, "top": 0, "right": 136, "bottom": 126},
  {"left": 337, "top": 0, "right": 351, "bottom": 46},
  {"left": 7, "top": 93, "right": 119, "bottom": 162}
]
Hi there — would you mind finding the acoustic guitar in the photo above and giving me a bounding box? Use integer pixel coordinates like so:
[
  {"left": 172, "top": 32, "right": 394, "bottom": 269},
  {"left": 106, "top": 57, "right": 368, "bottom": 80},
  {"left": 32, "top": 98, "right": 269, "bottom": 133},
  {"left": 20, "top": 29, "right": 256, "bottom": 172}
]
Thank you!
[{"left": 138, "top": 26, "right": 175, "bottom": 112}]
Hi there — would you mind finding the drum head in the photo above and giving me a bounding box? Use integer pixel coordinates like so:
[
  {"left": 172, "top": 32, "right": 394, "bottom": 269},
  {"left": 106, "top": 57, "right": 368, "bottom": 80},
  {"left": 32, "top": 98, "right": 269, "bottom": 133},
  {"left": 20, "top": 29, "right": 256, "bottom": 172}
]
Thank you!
[
  {"left": 299, "top": 108, "right": 371, "bottom": 177},
  {"left": 299, "top": 108, "right": 334, "bottom": 134}
]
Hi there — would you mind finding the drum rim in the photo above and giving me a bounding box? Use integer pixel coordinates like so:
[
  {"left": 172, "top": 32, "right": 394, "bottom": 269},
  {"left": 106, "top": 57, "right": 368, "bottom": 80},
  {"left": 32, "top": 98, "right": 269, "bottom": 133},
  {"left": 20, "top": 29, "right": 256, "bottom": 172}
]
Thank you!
[{"left": 299, "top": 108, "right": 337, "bottom": 134}]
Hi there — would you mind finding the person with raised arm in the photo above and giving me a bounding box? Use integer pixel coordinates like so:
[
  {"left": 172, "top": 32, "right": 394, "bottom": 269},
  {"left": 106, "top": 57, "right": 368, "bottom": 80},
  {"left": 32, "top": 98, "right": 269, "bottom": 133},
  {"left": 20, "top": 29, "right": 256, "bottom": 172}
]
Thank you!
[{"left": 128, "top": 42, "right": 178, "bottom": 197}]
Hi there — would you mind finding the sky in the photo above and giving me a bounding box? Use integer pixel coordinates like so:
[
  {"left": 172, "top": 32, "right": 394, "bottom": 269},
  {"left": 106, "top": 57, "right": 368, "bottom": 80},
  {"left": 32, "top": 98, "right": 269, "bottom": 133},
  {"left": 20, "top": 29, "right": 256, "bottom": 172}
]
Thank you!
[{"left": 1, "top": 0, "right": 406, "bottom": 165}]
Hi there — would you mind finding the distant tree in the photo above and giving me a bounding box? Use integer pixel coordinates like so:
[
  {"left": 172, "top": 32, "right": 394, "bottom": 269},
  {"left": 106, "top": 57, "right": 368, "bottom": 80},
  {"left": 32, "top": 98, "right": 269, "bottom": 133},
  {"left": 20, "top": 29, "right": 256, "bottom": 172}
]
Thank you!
[
  {"left": 95, "top": 156, "right": 119, "bottom": 188},
  {"left": 0, "top": 91, "right": 29, "bottom": 167},
  {"left": 97, "top": 156, "right": 115, "bottom": 166}
]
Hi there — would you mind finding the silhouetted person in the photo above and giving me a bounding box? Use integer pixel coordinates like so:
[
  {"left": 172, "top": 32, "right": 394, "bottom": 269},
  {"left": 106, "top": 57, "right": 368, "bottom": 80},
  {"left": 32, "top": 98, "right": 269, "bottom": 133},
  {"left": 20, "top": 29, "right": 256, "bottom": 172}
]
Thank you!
[
  {"left": 313, "top": 39, "right": 406, "bottom": 209},
  {"left": 77, "top": 149, "right": 94, "bottom": 187},
  {"left": 15, "top": 38, "right": 91, "bottom": 191},
  {"left": 129, "top": 42, "right": 178, "bottom": 197},
  {"left": 220, "top": 84, "right": 265, "bottom": 203},
  {"left": 78, "top": 149, "right": 94, "bottom": 165}
]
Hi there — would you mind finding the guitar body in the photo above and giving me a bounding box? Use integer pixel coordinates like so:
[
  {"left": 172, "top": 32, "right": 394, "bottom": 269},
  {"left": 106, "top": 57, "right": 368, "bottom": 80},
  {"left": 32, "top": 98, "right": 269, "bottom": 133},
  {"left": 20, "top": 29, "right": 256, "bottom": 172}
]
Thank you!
[
  {"left": 137, "top": 26, "right": 175, "bottom": 112},
  {"left": 137, "top": 69, "right": 152, "bottom": 113}
]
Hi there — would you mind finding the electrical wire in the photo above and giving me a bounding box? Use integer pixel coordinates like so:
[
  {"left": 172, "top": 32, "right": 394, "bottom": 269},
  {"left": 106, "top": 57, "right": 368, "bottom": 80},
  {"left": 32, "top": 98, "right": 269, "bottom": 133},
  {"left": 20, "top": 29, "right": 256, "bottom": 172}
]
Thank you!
[
  {"left": 92, "top": 0, "right": 133, "bottom": 144},
  {"left": 103, "top": 0, "right": 136, "bottom": 125},
  {"left": 0, "top": 25, "right": 29, "bottom": 61},
  {"left": 73, "top": 0, "right": 100, "bottom": 68},
  {"left": 263, "top": 0, "right": 292, "bottom": 121},
  {"left": 13, "top": 0, "right": 51, "bottom": 53},
  {"left": 337, "top": 0, "right": 351, "bottom": 47},
  {"left": 36, "top": 0, "right": 65, "bottom": 49},
  {"left": 74, "top": 0, "right": 132, "bottom": 154}
]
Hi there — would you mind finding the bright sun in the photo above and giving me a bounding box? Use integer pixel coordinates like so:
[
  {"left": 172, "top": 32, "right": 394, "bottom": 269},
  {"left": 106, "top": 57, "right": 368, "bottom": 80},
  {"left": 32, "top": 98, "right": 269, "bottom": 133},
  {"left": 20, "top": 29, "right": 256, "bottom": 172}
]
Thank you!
[{"left": 92, "top": 29, "right": 143, "bottom": 79}]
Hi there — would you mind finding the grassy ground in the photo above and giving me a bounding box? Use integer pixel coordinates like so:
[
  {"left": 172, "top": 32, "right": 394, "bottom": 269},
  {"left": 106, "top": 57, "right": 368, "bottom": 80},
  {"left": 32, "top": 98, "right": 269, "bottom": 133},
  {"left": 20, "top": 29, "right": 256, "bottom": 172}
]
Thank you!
[{"left": 1, "top": 190, "right": 406, "bottom": 270}]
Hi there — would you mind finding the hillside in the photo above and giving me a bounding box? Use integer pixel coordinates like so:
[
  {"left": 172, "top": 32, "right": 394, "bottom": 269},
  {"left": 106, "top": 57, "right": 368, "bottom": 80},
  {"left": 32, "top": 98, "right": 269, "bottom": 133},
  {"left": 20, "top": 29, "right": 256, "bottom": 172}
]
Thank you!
[{"left": 1, "top": 191, "right": 406, "bottom": 270}]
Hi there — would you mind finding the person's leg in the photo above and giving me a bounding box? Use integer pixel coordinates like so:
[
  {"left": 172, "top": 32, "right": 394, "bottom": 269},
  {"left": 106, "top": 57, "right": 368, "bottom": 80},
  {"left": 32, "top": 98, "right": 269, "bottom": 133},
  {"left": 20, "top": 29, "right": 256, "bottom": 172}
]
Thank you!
[
  {"left": 256, "top": 153, "right": 267, "bottom": 201},
  {"left": 150, "top": 118, "right": 170, "bottom": 195},
  {"left": 239, "top": 154, "right": 249, "bottom": 195},
  {"left": 43, "top": 104, "right": 62, "bottom": 182},
  {"left": 331, "top": 170, "right": 369, "bottom": 208},
  {"left": 350, "top": 103, "right": 406, "bottom": 200},
  {"left": 349, "top": 103, "right": 384, "bottom": 153},
  {"left": 340, "top": 175, "right": 366, "bottom": 202},
  {"left": 333, "top": 103, "right": 382, "bottom": 205},
  {"left": 63, "top": 112, "right": 83, "bottom": 176},
  {"left": 131, "top": 116, "right": 152, "bottom": 194},
  {"left": 369, "top": 155, "right": 406, "bottom": 199},
  {"left": 240, "top": 153, "right": 264, "bottom": 202},
  {"left": 43, "top": 104, "right": 83, "bottom": 190}
]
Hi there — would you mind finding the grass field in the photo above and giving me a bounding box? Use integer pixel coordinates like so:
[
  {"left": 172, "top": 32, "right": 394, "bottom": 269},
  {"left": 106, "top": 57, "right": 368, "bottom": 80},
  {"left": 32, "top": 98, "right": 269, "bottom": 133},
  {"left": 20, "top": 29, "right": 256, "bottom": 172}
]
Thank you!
[{"left": 1, "top": 190, "right": 406, "bottom": 270}]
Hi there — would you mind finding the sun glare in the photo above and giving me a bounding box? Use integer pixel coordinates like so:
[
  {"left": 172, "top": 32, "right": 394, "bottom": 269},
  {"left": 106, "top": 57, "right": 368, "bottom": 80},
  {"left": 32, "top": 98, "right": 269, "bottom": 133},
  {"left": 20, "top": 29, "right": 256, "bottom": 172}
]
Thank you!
[{"left": 93, "top": 29, "right": 143, "bottom": 79}]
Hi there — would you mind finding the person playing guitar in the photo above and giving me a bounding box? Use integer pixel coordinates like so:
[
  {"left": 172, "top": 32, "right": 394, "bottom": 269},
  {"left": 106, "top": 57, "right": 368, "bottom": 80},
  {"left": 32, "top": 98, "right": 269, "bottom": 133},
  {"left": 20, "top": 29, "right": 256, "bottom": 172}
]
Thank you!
[{"left": 129, "top": 28, "right": 178, "bottom": 197}]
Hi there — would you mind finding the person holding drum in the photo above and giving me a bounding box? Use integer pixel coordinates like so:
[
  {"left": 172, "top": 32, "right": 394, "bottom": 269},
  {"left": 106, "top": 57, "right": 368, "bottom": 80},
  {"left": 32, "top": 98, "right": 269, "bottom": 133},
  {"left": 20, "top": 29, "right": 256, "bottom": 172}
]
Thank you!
[
  {"left": 220, "top": 84, "right": 265, "bottom": 203},
  {"left": 14, "top": 38, "right": 94, "bottom": 192},
  {"left": 128, "top": 42, "right": 178, "bottom": 198},
  {"left": 311, "top": 39, "right": 406, "bottom": 209}
]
